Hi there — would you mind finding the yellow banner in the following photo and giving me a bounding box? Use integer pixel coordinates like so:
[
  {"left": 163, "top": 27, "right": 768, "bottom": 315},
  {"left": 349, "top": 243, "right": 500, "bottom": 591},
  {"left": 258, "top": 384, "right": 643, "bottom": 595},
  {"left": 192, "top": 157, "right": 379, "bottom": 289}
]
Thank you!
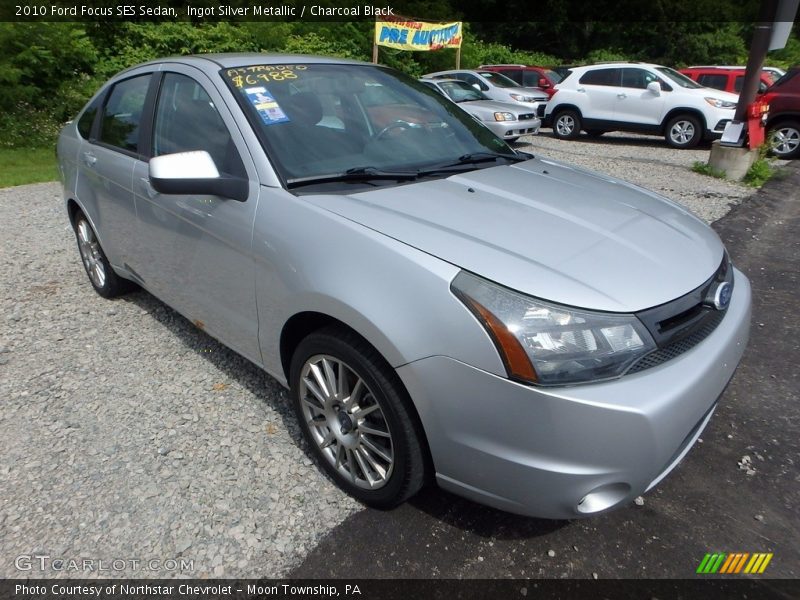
[{"left": 374, "top": 19, "right": 463, "bottom": 51}]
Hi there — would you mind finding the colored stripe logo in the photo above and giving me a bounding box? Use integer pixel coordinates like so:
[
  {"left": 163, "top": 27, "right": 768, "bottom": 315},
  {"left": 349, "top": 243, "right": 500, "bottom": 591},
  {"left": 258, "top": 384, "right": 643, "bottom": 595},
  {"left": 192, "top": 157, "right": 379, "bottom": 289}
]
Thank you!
[{"left": 696, "top": 552, "right": 773, "bottom": 574}]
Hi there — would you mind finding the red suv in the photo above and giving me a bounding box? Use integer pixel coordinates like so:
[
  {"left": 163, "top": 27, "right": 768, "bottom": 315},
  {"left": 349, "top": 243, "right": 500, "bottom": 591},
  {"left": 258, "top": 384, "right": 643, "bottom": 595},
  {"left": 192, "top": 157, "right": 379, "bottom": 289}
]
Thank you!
[
  {"left": 762, "top": 67, "right": 800, "bottom": 159},
  {"left": 679, "top": 66, "right": 776, "bottom": 95},
  {"left": 479, "top": 64, "right": 562, "bottom": 97}
]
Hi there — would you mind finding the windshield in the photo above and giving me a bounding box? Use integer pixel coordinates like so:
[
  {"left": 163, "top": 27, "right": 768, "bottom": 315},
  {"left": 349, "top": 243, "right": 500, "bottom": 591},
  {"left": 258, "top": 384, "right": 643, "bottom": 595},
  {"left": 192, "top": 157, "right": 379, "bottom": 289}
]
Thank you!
[
  {"left": 656, "top": 67, "right": 704, "bottom": 89},
  {"left": 544, "top": 69, "right": 562, "bottom": 83},
  {"left": 439, "top": 80, "right": 487, "bottom": 102},
  {"left": 478, "top": 71, "right": 518, "bottom": 88},
  {"left": 222, "top": 63, "right": 515, "bottom": 190}
]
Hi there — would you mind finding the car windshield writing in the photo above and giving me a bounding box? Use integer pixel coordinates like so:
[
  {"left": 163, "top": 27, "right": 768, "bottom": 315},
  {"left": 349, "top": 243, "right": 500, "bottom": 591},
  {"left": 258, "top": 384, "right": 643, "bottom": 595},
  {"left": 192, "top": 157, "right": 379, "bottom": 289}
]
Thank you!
[{"left": 222, "top": 64, "right": 513, "bottom": 187}]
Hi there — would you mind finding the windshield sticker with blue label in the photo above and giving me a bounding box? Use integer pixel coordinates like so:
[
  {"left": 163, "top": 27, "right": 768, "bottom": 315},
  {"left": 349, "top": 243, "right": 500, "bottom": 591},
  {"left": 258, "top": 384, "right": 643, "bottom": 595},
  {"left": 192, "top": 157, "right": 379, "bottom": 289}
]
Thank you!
[{"left": 244, "top": 87, "right": 289, "bottom": 125}]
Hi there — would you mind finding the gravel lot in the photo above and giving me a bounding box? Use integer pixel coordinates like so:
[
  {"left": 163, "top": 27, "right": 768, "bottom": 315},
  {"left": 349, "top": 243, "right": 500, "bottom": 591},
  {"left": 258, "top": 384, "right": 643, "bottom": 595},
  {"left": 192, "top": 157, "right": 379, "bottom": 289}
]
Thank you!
[{"left": 0, "top": 135, "right": 754, "bottom": 579}]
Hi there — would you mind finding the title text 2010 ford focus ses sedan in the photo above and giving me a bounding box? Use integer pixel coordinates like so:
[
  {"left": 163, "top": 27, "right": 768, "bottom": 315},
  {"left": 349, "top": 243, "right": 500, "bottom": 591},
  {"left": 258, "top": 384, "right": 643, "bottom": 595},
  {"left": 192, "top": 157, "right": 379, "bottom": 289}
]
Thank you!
[{"left": 57, "top": 54, "right": 751, "bottom": 518}]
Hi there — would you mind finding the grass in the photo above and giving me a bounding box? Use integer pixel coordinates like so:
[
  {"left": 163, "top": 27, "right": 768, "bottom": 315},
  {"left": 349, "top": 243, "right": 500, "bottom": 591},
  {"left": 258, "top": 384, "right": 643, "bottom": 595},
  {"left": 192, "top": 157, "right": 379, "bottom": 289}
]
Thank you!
[
  {"left": 691, "top": 161, "right": 727, "bottom": 179},
  {"left": 0, "top": 147, "right": 59, "bottom": 188}
]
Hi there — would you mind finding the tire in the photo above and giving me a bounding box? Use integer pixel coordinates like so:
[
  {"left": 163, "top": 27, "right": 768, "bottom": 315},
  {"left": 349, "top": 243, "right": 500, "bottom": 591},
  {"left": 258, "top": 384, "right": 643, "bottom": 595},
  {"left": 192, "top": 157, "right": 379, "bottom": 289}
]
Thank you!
[
  {"left": 290, "top": 326, "right": 427, "bottom": 508},
  {"left": 585, "top": 129, "right": 606, "bottom": 138},
  {"left": 665, "top": 114, "right": 702, "bottom": 149},
  {"left": 552, "top": 109, "right": 581, "bottom": 140},
  {"left": 71, "top": 210, "right": 135, "bottom": 298},
  {"left": 768, "top": 120, "right": 800, "bottom": 159}
]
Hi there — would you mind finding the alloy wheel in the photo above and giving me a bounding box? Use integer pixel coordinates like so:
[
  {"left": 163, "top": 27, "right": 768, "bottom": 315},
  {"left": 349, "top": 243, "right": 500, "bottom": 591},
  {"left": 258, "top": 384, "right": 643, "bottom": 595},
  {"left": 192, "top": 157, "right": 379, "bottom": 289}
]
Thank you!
[
  {"left": 556, "top": 115, "right": 575, "bottom": 136},
  {"left": 669, "top": 120, "right": 696, "bottom": 145},
  {"left": 77, "top": 219, "right": 106, "bottom": 289},
  {"left": 299, "top": 354, "right": 394, "bottom": 490},
  {"left": 770, "top": 126, "right": 800, "bottom": 157}
]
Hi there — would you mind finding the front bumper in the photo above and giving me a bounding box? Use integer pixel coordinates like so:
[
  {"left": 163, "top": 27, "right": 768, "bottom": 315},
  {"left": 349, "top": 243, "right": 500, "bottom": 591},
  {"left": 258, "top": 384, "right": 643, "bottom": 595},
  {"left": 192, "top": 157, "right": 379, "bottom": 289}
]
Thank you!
[
  {"left": 397, "top": 269, "right": 751, "bottom": 519},
  {"left": 485, "top": 117, "right": 541, "bottom": 139}
]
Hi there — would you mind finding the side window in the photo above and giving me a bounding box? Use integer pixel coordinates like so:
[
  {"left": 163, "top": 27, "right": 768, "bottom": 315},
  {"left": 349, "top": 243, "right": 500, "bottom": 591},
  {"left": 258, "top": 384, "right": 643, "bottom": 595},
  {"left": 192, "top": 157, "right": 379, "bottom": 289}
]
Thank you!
[
  {"left": 579, "top": 68, "right": 620, "bottom": 87},
  {"left": 522, "top": 71, "right": 540, "bottom": 87},
  {"left": 77, "top": 96, "right": 102, "bottom": 139},
  {"left": 153, "top": 73, "right": 244, "bottom": 177},
  {"left": 621, "top": 68, "right": 660, "bottom": 89},
  {"left": 499, "top": 70, "right": 522, "bottom": 85},
  {"left": 697, "top": 74, "right": 728, "bottom": 91},
  {"left": 98, "top": 75, "right": 151, "bottom": 152}
]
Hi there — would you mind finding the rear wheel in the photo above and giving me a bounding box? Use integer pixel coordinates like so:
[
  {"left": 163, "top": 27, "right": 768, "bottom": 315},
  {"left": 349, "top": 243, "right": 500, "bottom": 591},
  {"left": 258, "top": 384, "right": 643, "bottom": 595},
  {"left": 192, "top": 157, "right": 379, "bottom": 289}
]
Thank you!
[
  {"left": 665, "top": 114, "right": 702, "bottom": 148},
  {"left": 768, "top": 120, "right": 800, "bottom": 159},
  {"left": 72, "top": 211, "right": 135, "bottom": 298},
  {"left": 552, "top": 110, "right": 581, "bottom": 140},
  {"left": 290, "top": 326, "right": 427, "bottom": 508}
]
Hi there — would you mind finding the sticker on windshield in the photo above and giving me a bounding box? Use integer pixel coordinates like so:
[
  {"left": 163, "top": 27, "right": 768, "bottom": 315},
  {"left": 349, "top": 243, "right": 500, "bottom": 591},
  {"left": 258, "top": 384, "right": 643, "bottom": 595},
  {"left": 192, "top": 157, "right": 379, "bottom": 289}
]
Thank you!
[{"left": 244, "top": 87, "right": 289, "bottom": 125}]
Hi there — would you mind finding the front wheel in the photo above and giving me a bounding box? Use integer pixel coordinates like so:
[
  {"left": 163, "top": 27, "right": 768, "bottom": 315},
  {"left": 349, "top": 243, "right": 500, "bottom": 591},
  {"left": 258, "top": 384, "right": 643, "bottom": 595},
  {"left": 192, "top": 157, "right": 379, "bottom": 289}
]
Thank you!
[
  {"left": 552, "top": 110, "right": 582, "bottom": 140},
  {"left": 768, "top": 120, "right": 800, "bottom": 159},
  {"left": 290, "top": 327, "right": 427, "bottom": 508},
  {"left": 665, "top": 114, "right": 702, "bottom": 148}
]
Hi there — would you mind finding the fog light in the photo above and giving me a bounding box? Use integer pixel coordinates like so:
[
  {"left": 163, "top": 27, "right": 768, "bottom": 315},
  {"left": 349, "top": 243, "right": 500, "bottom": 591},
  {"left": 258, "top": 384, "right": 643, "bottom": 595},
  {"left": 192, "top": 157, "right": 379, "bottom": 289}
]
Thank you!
[{"left": 576, "top": 483, "right": 631, "bottom": 514}]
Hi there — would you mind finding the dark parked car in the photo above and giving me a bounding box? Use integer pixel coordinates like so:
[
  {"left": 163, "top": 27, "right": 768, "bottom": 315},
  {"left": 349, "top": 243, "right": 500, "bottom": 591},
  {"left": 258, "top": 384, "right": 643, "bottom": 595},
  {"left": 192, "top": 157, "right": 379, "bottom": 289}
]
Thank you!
[{"left": 762, "top": 67, "right": 800, "bottom": 159}]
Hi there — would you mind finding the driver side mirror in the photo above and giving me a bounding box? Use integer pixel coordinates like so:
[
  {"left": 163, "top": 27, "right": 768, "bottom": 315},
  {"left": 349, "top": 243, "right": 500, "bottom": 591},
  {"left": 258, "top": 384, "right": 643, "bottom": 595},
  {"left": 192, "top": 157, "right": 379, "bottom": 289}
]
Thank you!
[
  {"left": 149, "top": 151, "right": 248, "bottom": 202},
  {"left": 647, "top": 81, "right": 662, "bottom": 96},
  {"left": 539, "top": 78, "right": 551, "bottom": 88},
  {"left": 472, "top": 83, "right": 482, "bottom": 91}
]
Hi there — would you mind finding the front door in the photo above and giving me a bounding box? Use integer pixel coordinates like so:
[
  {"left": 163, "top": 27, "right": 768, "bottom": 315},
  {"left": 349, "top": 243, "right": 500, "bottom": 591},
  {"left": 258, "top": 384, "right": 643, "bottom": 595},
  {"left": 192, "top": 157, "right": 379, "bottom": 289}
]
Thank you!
[{"left": 132, "top": 67, "right": 262, "bottom": 364}]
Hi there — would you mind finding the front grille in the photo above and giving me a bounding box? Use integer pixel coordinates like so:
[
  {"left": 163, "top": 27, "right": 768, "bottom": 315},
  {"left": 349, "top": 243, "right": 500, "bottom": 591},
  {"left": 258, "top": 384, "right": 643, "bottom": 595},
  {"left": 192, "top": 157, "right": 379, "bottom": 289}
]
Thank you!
[
  {"left": 627, "top": 255, "right": 733, "bottom": 375},
  {"left": 518, "top": 113, "right": 535, "bottom": 121},
  {"left": 628, "top": 310, "right": 724, "bottom": 374}
]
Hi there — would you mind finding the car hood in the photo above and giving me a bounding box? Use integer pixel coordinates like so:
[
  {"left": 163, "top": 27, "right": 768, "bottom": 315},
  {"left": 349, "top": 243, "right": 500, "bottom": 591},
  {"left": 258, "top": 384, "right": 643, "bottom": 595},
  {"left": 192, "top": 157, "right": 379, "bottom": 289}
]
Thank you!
[
  {"left": 687, "top": 86, "right": 739, "bottom": 102},
  {"left": 304, "top": 158, "right": 724, "bottom": 312},
  {"left": 459, "top": 99, "right": 538, "bottom": 117}
]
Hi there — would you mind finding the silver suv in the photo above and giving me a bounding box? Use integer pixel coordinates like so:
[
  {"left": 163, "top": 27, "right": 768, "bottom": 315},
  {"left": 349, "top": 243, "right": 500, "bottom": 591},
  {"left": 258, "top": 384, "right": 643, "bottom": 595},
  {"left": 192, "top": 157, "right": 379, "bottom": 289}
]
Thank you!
[{"left": 545, "top": 63, "right": 740, "bottom": 148}]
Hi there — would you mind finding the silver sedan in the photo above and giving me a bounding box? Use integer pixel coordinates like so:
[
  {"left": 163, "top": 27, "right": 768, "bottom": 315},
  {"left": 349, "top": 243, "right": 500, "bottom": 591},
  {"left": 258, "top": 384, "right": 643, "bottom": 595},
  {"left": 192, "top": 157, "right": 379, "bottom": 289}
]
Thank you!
[
  {"left": 57, "top": 54, "right": 750, "bottom": 518},
  {"left": 420, "top": 78, "right": 541, "bottom": 142}
]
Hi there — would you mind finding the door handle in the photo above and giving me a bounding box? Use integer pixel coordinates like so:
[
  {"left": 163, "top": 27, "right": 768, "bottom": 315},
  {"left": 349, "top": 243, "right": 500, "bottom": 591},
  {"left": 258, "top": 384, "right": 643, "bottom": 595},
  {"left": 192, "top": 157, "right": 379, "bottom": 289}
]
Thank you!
[
  {"left": 576, "top": 87, "right": 586, "bottom": 93},
  {"left": 82, "top": 152, "right": 97, "bottom": 167},
  {"left": 617, "top": 93, "right": 627, "bottom": 98}
]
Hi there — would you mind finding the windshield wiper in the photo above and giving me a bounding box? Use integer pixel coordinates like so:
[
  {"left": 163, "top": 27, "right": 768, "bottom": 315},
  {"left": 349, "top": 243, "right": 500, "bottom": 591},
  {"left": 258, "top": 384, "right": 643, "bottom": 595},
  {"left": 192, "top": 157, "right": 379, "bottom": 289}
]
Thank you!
[
  {"left": 415, "top": 152, "right": 528, "bottom": 176},
  {"left": 287, "top": 166, "right": 419, "bottom": 189}
]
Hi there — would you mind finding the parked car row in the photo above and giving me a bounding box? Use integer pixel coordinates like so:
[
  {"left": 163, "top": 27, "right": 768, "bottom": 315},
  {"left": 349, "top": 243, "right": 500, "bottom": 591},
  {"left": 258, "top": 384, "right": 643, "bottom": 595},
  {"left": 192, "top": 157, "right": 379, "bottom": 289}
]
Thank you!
[{"left": 415, "top": 62, "right": 796, "bottom": 158}]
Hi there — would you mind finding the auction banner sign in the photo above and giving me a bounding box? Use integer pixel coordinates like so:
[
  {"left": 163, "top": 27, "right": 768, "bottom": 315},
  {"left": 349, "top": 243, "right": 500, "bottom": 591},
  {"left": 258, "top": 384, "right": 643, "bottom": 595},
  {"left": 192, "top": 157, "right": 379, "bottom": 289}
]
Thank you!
[{"left": 374, "top": 18, "right": 463, "bottom": 51}]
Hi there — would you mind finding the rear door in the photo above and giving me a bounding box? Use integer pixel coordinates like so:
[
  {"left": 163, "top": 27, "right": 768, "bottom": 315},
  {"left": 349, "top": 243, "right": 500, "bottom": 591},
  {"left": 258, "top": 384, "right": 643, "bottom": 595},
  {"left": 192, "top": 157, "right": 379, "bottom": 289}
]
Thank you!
[
  {"left": 132, "top": 66, "right": 262, "bottom": 364},
  {"left": 576, "top": 67, "right": 621, "bottom": 122},
  {"left": 76, "top": 71, "right": 155, "bottom": 269}
]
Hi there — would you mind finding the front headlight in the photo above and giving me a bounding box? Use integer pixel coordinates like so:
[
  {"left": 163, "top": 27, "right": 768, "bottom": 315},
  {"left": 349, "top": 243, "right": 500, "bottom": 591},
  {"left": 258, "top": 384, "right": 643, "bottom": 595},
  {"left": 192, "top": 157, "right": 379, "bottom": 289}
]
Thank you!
[
  {"left": 510, "top": 93, "right": 537, "bottom": 103},
  {"left": 451, "top": 271, "right": 657, "bottom": 386},
  {"left": 494, "top": 112, "right": 516, "bottom": 121},
  {"left": 704, "top": 97, "right": 737, "bottom": 109}
]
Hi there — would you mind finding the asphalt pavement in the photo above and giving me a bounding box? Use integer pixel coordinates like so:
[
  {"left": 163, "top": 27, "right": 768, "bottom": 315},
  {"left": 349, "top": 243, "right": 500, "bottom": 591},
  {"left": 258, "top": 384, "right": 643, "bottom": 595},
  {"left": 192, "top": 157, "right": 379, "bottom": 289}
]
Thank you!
[{"left": 290, "top": 161, "right": 800, "bottom": 582}]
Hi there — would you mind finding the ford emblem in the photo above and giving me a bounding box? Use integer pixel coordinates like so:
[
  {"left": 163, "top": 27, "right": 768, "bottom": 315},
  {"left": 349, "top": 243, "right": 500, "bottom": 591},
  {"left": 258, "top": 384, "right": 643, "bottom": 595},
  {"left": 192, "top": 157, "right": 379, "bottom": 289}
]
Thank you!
[{"left": 712, "top": 282, "right": 732, "bottom": 310}]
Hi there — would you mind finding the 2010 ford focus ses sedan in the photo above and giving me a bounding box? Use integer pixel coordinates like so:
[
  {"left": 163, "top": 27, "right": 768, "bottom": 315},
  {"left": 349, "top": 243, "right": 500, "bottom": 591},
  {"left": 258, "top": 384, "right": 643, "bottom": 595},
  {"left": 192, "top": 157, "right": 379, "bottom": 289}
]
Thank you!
[{"left": 57, "top": 54, "right": 751, "bottom": 518}]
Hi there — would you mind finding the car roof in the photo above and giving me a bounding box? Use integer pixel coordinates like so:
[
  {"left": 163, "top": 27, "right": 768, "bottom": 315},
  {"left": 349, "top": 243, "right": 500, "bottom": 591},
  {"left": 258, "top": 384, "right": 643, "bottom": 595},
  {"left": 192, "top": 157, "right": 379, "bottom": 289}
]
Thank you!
[{"left": 119, "top": 53, "right": 371, "bottom": 76}]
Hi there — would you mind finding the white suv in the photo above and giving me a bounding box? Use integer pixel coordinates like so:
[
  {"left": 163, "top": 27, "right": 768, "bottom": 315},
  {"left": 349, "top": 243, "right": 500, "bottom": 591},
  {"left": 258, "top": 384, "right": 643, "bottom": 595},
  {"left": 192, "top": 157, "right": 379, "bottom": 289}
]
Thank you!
[{"left": 544, "top": 63, "right": 739, "bottom": 148}]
